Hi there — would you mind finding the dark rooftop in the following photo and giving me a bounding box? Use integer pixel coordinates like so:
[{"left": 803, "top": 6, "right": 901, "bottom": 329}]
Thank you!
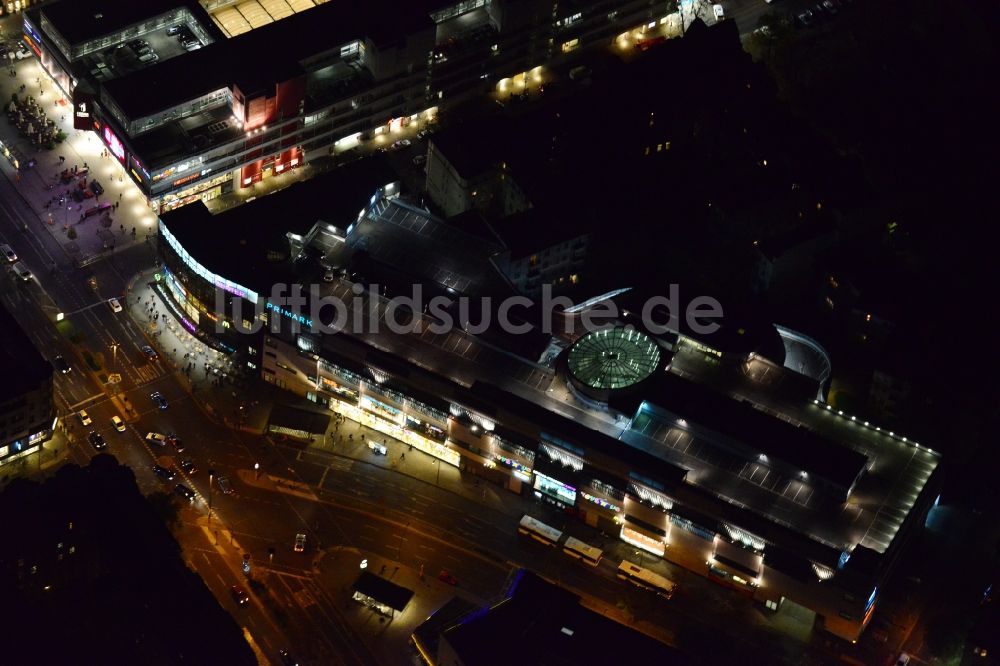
[
  {"left": 412, "top": 597, "right": 480, "bottom": 662},
  {"left": 102, "top": 44, "right": 231, "bottom": 123},
  {"left": 352, "top": 571, "right": 414, "bottom": 612},
  {"left": 41, "top": 0, "right": 189, "bottom": 47},
  {"left": 0, "top": 304, "right": 52, "bottom": 402},
  {"left": 441, "top": 570, "right": 690, "bottom": 666},
  {"left": 158, "top": 156, "right": 398, "bottom": 294},
  {"left": 267, "top": 403, "right": 331, "bottom": 435},
  {"left": 100, "top": 0, "right": 436, "bottom": 122},
  {"left": 627, "top": 371, "right": 868, "bottom": 492}
]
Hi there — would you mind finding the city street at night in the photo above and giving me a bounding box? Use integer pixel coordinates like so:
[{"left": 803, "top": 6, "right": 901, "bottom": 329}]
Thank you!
[{"left": 1, "top": 0, "right": 997, "bottom": 665}]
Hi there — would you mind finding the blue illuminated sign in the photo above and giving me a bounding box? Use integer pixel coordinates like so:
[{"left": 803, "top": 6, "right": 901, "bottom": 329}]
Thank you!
[
  {"left": 865, "top": 587, "right": 877, "bottom": 612},
  {"left": 24, "top": 20, "right": 42, "bottom": 46},
  {"left": 265, "top": 301, "right": 312, "bottom": 328}
]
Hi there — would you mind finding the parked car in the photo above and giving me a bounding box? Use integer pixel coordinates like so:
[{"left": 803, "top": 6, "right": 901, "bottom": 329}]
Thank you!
[
  {"left": 108, "top": 298, "right": 123, "bottom": 313},
  {"left": 179, "top": 458, "right": 197, "bottom": 474},
  {"left": 145, "top": 432, "right": 168, "bottom": 446},
  {"left": 294, "top": 533, "right": 306, "bottom": 552},
  {"left": 796, "top": 9, "right": 816, "bottom": 27},
  {"left": 78, "top": 410, "right": 92, "bottom": 426},
  {"left": 174, "top": 484, "right": 195, "bottom": 501},
  {"left": 150, "top": 391, "right": 168, "bottom": 410},
  {"left": 412, "top": 154, "right": 426, "bottom": 166},
  {"left": 53, "top": 355, "right": 71, "bottom": 374},
  {"left": 230, "top": 585, "right": 249, "bottom": 606},
  {"left": 14, "top": 48, "right": 31, "bottom": 60},
  {"left": 278, "top": 650, "right": 298, "bottom": 666},
  {"left": 111, "top": 415, "right": 126, "bottom": 432},
  {"left": 0, "top": 244, "right": 17, "bottom": 263},
  {"left": 416, "top": 129, "right": 430, "bottom": 140},
  {"left": 87, "top": 431, "right": 107, "bottom": 450},
  {"left": 168, "top": 437, "right": 185, "bottom": 453},
  {"left": 438, "top": 569, "right": 458, "bottom": 586},
  {"left": 712, "top": 4, "right": 725, "bottom": 21},
  {"left": 153, "top": 464, "right": 175, "bottom": 482},
  {"left": 166, "top": 25, "right": 183, "bottom": 36}
]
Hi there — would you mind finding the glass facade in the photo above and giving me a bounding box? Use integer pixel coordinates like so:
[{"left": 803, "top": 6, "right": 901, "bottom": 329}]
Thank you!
[{"left": 568, "top": 327, "right": 661, "bottom": 390}]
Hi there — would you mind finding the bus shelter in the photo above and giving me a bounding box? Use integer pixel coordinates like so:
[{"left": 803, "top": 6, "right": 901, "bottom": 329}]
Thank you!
[{"left": 351, "top": 572, "right": 414, "bottom": 619}]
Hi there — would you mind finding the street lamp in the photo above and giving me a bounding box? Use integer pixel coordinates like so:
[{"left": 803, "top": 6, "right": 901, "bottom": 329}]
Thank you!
[
  {"left": 109, "top": 342, "right": 119, "bottom": 367},
  {"left": 207, "top": 469, "right": 215, "bottom": 525},
  {"left": 254, "top": 462, "right": 260, "bottom": 479}
]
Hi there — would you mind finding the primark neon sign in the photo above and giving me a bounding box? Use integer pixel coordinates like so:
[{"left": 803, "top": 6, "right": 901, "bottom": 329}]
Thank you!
[{"left": 266, "top": 301, "right": 313, "bottom": 327}]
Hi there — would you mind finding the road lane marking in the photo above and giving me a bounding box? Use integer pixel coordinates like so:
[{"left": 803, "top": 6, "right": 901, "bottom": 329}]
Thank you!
[{"left": 68, "top": 393, "right": 105, "bottom": 410}]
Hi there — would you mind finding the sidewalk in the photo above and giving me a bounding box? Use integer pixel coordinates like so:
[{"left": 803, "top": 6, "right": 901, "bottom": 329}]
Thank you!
[
  {"left": 0, "top": 57, "right": 156, "bottom": 265},
  {"left": 127, "top": 275, "right": 239, "bottom": 393}
]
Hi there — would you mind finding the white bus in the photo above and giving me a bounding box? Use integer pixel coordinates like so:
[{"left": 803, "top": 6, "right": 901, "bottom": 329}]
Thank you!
[
  {"left": 617, "top": 561, "right": 677, "bottom": 599},
  {"left": 518, "top": 515, "right": 563, "bottom": 547},
  {"left": 563, "top": 536, "right": 603, "bottom": 566}
]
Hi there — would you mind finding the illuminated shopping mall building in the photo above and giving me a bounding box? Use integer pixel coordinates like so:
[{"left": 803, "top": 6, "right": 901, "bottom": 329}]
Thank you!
[
  {"left": 154, "top": 149, "right": 942, "bottom": 643},
  {"left": 21, "top": 0, "right": 679, "bottom": 213}
]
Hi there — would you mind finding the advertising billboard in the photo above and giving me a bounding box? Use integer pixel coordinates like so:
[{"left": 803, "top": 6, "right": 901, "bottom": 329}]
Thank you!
[
  {"left": 103, "top": 126, "right": 125, "bottom": 163},
  {"left": 73, "top": 89, "right": 94, "bottom": 131}
]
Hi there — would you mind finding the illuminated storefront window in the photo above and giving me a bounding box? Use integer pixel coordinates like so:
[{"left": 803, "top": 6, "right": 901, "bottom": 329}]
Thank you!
[
  {"left": 360, "top": 395, "right": 405, "bottom": 426},
  {"left": 533, "top": 472, "right": 576, "bottom": 505},
  {"left": 317, "top": 376, "right": 359, "bottom": 402},
  {"left": 329, "top": 396, "right": 460, "bottom": 466},
  {"left": 621, "top": 525, "right": 665, "bottom": 557}
]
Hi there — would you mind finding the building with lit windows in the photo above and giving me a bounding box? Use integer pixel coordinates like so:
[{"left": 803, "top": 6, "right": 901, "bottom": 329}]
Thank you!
[
  {"left": 155, "top": 153, "right": 941, "bottom": 643},
  {"left": 149, "top": 16, "right": 941, "bottom": 646},
  {"left": 1, "top": 0, "right": 36, "bottom": 19},
  {"left": 0, "top": 305, "right": 55, "bottom": 468},
  {"left": 23, "top": 0, "right": 681, "bottom": 213}
]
